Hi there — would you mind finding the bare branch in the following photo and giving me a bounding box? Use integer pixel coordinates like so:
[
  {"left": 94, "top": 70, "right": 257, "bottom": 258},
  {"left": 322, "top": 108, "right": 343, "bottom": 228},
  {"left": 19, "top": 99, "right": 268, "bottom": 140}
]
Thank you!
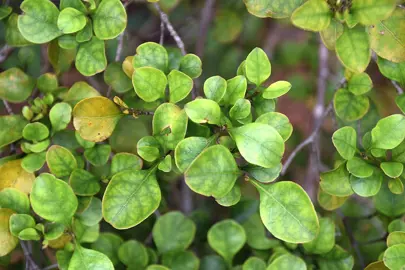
[
  {"left": 42, "top": 264, "right": 59, "bottom": 270},
  {"left": 195, "top": 0, "right": 216, "bottom": 58},
  {"left": 159, "top": 20, "right": 165, "bottom": 45},
  {"left": 153, "top": 3, "right": 186, "bottom": 55},
  {"left": 21, "top": 241, "right": 40, "bottom": 270},
  {"left": 3, "top": 100, "right": 14, "bottom": 115},
  {"left": 0, "top": 45, "right": 13, "bottom": 64},
  {"left": 391, "top": 80, "right": 404, "bottom": 95}
]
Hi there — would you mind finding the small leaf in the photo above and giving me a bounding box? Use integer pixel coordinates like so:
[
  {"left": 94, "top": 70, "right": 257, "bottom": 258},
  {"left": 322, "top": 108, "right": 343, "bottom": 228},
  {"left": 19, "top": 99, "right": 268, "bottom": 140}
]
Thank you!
[
  {"left": 118, "top": 240, "right": 148, "bottom": 268},
  {"left": 57, "top": 7, "right": 86, "bottom": 34},
  {"left": 168, "top": 70, "right": 193, "bottom": 103},
  {"left": 303, "top": 217, "right": 335, "bottom": 254},
  {"left": 320, "top": 163, "right": 353, "bottom": 197},
  {"left": 153, "top": 103, "right": 188, "bottom": 151},
  {"left": 229, "top": 99, "right": 251, "bottom": 121},
  {"left": 73, "top": 96, "right": 122, "bottom": 142},
  {"left": 6, "top": 13, "right": 31, "bottom": 47},
  {"left": 332, "top": 127, "right": 357, "bottom": 160},
  {"left": 76, "top": 37, "right": 107, "bottom": 76},
  {"left": 318, "top": 187, "right": 348, "bottom": 211},
  {"left": 351, "top": 0, "right": 396, "bottom": 25},
  {"left": 0, "top": 188, "right": 30, "bottom": 214},
  {"left": 336, "top": 26, "right": 371, "bottom": 73},
  {"left": 252, "top": 180, "right": 319, "bottom": 243},
  {"left": 200, "top": 255, "right": 227, "bottom": 270},
  {"left": 46, "top": 145, "right": 77, "bottom": 177},
  {"left": 137, "top": 136, "right": 161, "bottom": 162},
  {"left": 317, "top": 245, "right": 354, "bottom": 270},
  {"left": 158, "top": 155, "right": 172, "bottom": 172},
  {"left": 0, "top": 6, "right": 12, "bottom": 20},
  {"left": 69, "top": 245, "right": 114, "bottom": 270},
  {"left": 320, "top": 19, "right": 344, "bottom": 50},
  {"left": 222, "top": 75, "right": 247, "bottom": 105},
  {"left": 242, "top": 213, "right": 279, "bottom": 250},
  {"left": 0, "top": 209, "right": 18, "bottom": 256},
  {"left": 216, "top": 184, "right": 241, "bottom": 207},
  {"left": 377, "top": 57, "right": 405, "bottom": 87},
  {"left": 347, "top": 157, "right": 374, "bottom": 178},
  {"left": 350, "top": 169, "right": 383, "bottom": 197},
  {"left": 383, "top": 244, "right": 405, "bottom": 270},
  {"left": 132, "top": 67, "right": 167, "bottom": 102},
  {"left": 381, "top": 162, "right": 404, "bottom": 178},
  {"left": 387, "top": 232, "right": 405, "bottom": 247},
  {"left": 229, "top": 123, "right": 284, "bottom": 168},
  {"left": 75, "top": 131, "right": 95, "bottom": 149},
  {"left": 19, "top": 227, "right": 40, "bottom": 240},
  {"left": 9, "top": 214, "right": 36, "bottom": 236},
  {"left": 348, "top": 72, "right": 373, "bottom": 95},
  {"left": 76, "top": 197, "right": 102, "bottom": 227},
  {"left": 110, "top": 153, "right": 142, "bottom": 176},
  {"left": 179, "top": 54, "right": 202, "bottom": 79},
  {"left": 76, "top": 20, "right": 92, "bottom": 43},
  {"left": 152, "top": 211, "right": 196, "bottom": 254},
  {"left": 291, "top": 0, "right": 332, "bottom": 31},
  {"left": 388, "top": 177, "right": 404, "bottom": 195},
  {"left": 0, "top": 68, "right": 35, "bottom": 103},
  {"left": 30, "top": 173, "right": 78, "bottom": 223},
  {"left": 256, "top": 112, "right": 292, "bottom": 141},
  {"left": 0, "top": 115, "right": 28, "bottom": 148},
  {"left": 185, "top": 99, "right": 221, "bottom": 125},
  {"left": 104, "top": 62, "right": 133, "bottom": 94},
  {"left": 133, "top": 42, "right": 168, "bottom": 72},
  {"left": 37, "top": 73, "right": 58, "bottom": 93},
  {"left": 103, "top": 168, "right": 161, "bottom": 229},
  {"left": 72, "top": 219, "right": 99, "bottom": 243},
  {"left": 204, "top": 76, "right": 227, "bottom": 103},
  {"left": 242, "top": 257, "right": 266, "bottom": 270},
  {"left": 243, "top": 0, "right": 303, "bottom": 18},
  {"left": 0, "top": 159, "right": 35, "bottom": 194},
  {"left": 245, "top": 48, "right": 271, "bottom": 86},
  {"left": 334, "top": 88, "right": 370, "bottom": 121},
  {"left": 92, "top": 0, "right": 126, "bottom": 40},
  {"left": 22, "top": 122, "right": 49, "bottom": 142},
  {"left": 91, "top": 233, "right": 123, "bottom": 265},
  {"left": 374, "top": 178, "right": 405, "bottom": 217},
  {"left": 50, "top": 102, "right": 72, "bottom": 133},
  {"left": 207, "top": 219, "right": 246, "bottom": 264},
  {"left": 64, "top": 81, "right": 100, "bottom": 107},
  {"left": 84, "top": 144, "right": 111, "bottom": 166},
  {"left": 17, "top": 0, "right": 62, "bottom": 43},
  {"left": 184, "top": 145, "right": 240, "bottom": 198},
  {"left": 22, "top": 152, "right": 46, "bottom": 173},
  {"left": 371, "top": 114, "right": 405, "bottom": 149},
  {"left": 69, "top": 169, "right": 100, "bottom": 196},
  {"left": 262, "top": 81, "right": 291, "bottom": 99}
]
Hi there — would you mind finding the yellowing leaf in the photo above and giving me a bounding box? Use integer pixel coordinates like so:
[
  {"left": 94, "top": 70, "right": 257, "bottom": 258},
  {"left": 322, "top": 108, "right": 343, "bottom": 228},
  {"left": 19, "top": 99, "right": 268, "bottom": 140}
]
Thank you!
[
  {"left": 0, "top": 159, "right": 35, "bottom": 194},
  {"left": 0, "top": 208, "right": 18, "bottom": 256}
]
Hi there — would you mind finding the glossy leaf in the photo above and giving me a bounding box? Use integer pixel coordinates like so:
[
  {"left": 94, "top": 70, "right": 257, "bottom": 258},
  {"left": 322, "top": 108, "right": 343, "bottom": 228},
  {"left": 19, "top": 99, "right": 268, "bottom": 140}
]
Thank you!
[
  {"left": 50, "top": 102, "right": 72, "bottom": 133},
  {"left": 350, "top": 169, "right": 383, "bottom": 197},
  {"left": 68, "top": 245, "right": 114, "bottom": 270},
  {"left": 332, "top": 127, "right": 357, "bottom": 160},
  {"left": 320, "top": 163, "right": 353, "bottom": 197},
  {"left": 46, "top": 145, "right": 77, "bottom": 177},
  {"left": 76, "top": 197, "right": 102, "bottom": 227},
  {"left": 256, "top": 112, "right": 292, "bottom": 141},
  {"left": 22, "top": 122, "right": 49, "bottom": 142},
  {"left": 185, "top": 99, "right": 221, "bottom": 125},
  {"left": 118, "top": 240, "right": 148, "bottom": 268},
  {"left": 351, "top": 0, "right": 396, "bottom": 25},
  {"left": 383, "top": 244, "right": 405, "bottom": 270},
  {"left": 222, "top": 75, "right": 247, "bottom": 105},
  {"left": 348, "top": 72, "right": 373, "bottom": 95},
  {"left": 317, "top": 245, "right": 354, "bottom": 270},
  {"left": 137, "top": 136, "right": 161, "bottom": 162},
  {"left": 104, "top": 62, "right": 133, "bottom": 94},
  {"left": 92, "top": 0, "right": 126, "bottom": 40},
  {"left": 9, "top": 214, "right": 36, "bottom": 236},
  {"left": 291, "top": 0, "right": 332, "bottom": 31},
  {"left": 318, "top": 187, "right": 348, "bottom": 211},
  {"left": 371, "top": 114, "right": 405, "bottom": 149},
  {"left": 267, "top": 254, "right": 306, "bottom": 270},
  {"left": 303, "top": 217, "right": 335, "bottom": 254},
  {"left": 168, "top": 70, "right": 193, "bottom": 103},
  {"left": 347, "top": 157, "right": 374, "bottom": 178},
  {"left": 6, "top": 13, "right": 31, "bottom": 47},
  {"left": 110, "top": 153, "right": 142, "bottom": 176},
  {"left": 216, "top": 184, "right": 241, "bottom": 207},
  {"left": 388, "top": 177, "right": 404, "bottom": 195},
  {"left": 22, "top": 152, "right": 46, "bottom": 173},
  {"left": 229, "top": 99, "right": 251, "bottom": 120},
  {"left": 377, "top": 57, "right": 405, "bottom": 87},
  {"left": 132, "top": 67, "right": 167, "bottom": 102},
  {"left": 245, "top": 48, "right": 271, "bottom": 86},
  {"left": 334, "top": 88, "right": 370, "bottom": 122},
  {"left": 175, "top": 136, "right": 215, "bottom": 173},
  {"left": 0, "top": 68, "right": 35, "bottom": 103},
  {"left": 320, "top": 19, "right": 344, "bottom": 50},
  {"left": 76, "top": 37, "right": 107, "bottom": 76},
  {"left": 179, "top": 54, "right": 202, "bottom": 79},
  {"left": 262, "top": 81, "right": 291, "bottom": 99},
  {"left": 64, "top": 81, "right": 101, "bottom": 107},
  {"left": 133, "top": 42, "right": 168, "bottom": 72},
  {"left": 381, "top": 162, "right": 403, "bottom": 178},
  {"left": 84, "top": 144, "right": 111, "bottom": 166},
  {"left": 204, "top": 76, "right": 227, "bottom": 103},
  {"left": 69, "top": 169, "right": 100, "bottom": 196},
  {"left": 57, "top": 7, "right": 86, "bottom": 34},
  {"left": 0, "top": 188, "right": 29, "bottom": 214},
  {"left": 387, "top": 232, "right": 405, "bottom": 247}
]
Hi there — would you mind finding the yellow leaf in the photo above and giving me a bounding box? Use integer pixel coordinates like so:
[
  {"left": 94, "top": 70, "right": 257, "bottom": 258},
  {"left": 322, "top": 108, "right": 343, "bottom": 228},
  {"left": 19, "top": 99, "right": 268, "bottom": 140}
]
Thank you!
[
  {"left": 0, "top": 159, "right": 35, "bottom": 194},
  {"left": 0, "top": 208, "right": 18, "bottom": 256}
]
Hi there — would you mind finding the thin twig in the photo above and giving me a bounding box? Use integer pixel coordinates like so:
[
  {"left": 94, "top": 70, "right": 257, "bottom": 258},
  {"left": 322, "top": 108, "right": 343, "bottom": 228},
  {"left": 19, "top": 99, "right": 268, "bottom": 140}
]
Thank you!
[
  {"left": 42, "top": 264, "right": 59, "bottom": 270},
  {"left": 391, "top": 80, "right": 404, "bottom": 95},
  {"left": 153, "top": 3, "right": 186, "bottom": 55},
  {"left": 195, "top": 0, "right": 216, "bottom": 58},
  {"left": 159, "top": 21, "right": 165, "bottom": 45},
  {"left": 21, "top": 241, "right": 40, "bottom": 270},
  {"left": 0, "top": 45, "right": 13, "bottom": 63},
  {"left": 3, "top": 100, "right": 14, "bottom": 114}
]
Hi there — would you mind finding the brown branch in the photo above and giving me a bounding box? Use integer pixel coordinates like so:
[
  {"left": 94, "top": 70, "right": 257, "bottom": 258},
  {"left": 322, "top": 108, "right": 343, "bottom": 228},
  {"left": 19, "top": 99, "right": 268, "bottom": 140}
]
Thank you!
[
  {"left": 3, "top": 100, "right": 14, "bottom": 114},
  {"left": 0, "top": 45, "right": 13, "bottom": 63},
  {"left": 21, "top": 241, "right": 40, "bottom": 270}
]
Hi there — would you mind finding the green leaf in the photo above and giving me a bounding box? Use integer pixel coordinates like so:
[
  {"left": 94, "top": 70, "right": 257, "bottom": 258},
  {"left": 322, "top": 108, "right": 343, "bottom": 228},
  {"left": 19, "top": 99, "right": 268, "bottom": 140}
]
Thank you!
[
  {"left": 50, "top": 102, "right": 72, "bottom": 133},
  {"left": 137, "top": 136, "right": 161, "bottom": 162},
  {"left": 317, "top": 245, "right": 354, "bottom": 270},
  {"left": 204, "top": 76, "right": 227, "bottom": 103},
  {"left": 75, "top": 131, "right": 95, "bottom": 149},
  {"left": 118, "top": 240, "right": 148, "bottom": 268},
  {"left": 165, "top": 251, "right": 199, "bottom": 270},
  {"left": 147, "top": 266, "right": 170, "bottom": 270},
  {"left": 347, "top": 157, "right": 374, "bottom": 178},
  {"left": 267, "top": 254, "right": 306, "bottom": 270},
  {"left": 336, "top": 25, "right": 371, "bottom": 73},
  {"left": 46, "top": 145, "right": 77, "bottom": 177},
  {"left": 381, "top": 162, "right": 404, "bottom": 178},
  {"left": 76, "top": 197, "right": 102, "bottom": 226},
  {"left": 9, "top": 214, "right": 36, "bottom": 236},
  {"left": 92, "top": 0, "right": 126, "bottom": 40},
  {"left": 0, "top": 6, "right": 11, "bottom": 20},
  {"left": 222, "top": 75, "right": 247, "bottom": 106},
  {"left": 132, "top": 67, "right": 167, "bottom": 102},
  {"left": 383, "top": 244, "right": 405, "bottom": 270},
  {"left": 56, "top": 250, "right": 73, "bottom": 270},
  {"left": 256, "top": 112, "right": 292, "bottom": 141},
  {"left": 396, "top": 94, "right": 405, "bottom": 114},
  {"left": 110, "top": 153, "right": 142, "bottom": 176},
  {"left": 387, "top": 232, "right": 405, "bottom": 247},
  {"left": 76, "top": 20, "right": 93, "bottom": 43},
  {"left": 6, "top": 13, "right": 31, "bottom": 47},
  {"left": 185, "top": 99, "right": 221, "bottom": 125},
  {"left": 242, "top": 257, "right": 266, "bottom": 270},
  {"left": 64, "top": 81, "right": 101, "bottom": 107},
  {"left": 104, "top": 62, "right": 133, "bottom": 94},
  {"left": 157, "top": 155, "right": 172, "bottom": 172},
  {"left": 229, "top": 123, "right": 284, "bottom": 168},
  {"left": 245, "top": 48, "right": 271, "bottom": 86},
  {"left": 72, "top": 219, "right": 99, "bottom": 243},
  {"left": 213, "top": 10, "right": 243, "bottom": 44},
  {"left": 174, "top": 136, "right": 215, "bottom": 173},
  {"left": 91, "top": 233, "right": 123, "bottom": 265},
  {"left": 153, "top": 211, "right": 196, "bottom": 254},
  {"left": 246, "top": 164, "right": 282, "bottom": 183},
  {"left": 334, "top": 88, "right": 370, "bottom": 121},
  {"left": 0, "top": 115, "right": 28, "bottom": 148},
  {"left": 76, "top": 37, "right": 107, "bottom": 76},
  {"left": 60, "top": 0, "right": 87, "bottom": 13},
  {"left": 291, "top": 0, "right": 332, "bottom": 31},
  {"left": 371, "top": 114, "right": 405, "bottom": 149},
  {"left": 243, "top": 0, "right": 303, "bottom": 18},
  {"left": 320, "top": 19, "right": 344, "bottom": 50},
  {"left": 69, "top": 245, "right": 114, "bottom": 270},
  {"left": 320, "top": 163, "right": 353, "bottom": 197},
  {"left": 133, "top": 42, "right": 168, "bottom": 72},
  {"left": 242, "top": 213, "right": 279, "bottom": 250},
  {"left": 230, "top": 99, "right": 251, "bottom": 121},
  {"left": 388, "top": 177, "right": 404, "bottom": 195},
  {"left": 377, "top": 57, "right": 405, "bottom": 86},
  {"left": 37, "top": 73, "right": 58, "bottom": 93},
  {"left": 44, "top": 222, "right": 65, "bottom": 240},
  {"left": 153, "top": 103, "right": 188, "bottom": 151},
  {"left": 168, "top": 70, "right": 193, "bottom": 103},
  {"left": 350, "top": 169, "right": 383, "bottom": 197},
  {"left": 200, "top": 255, "right": 227, "bottom": 270},
  {"left": 262, "top": 81, "right": 291, "bottom": 99},
  {"left": 103, "top": 168, "right": 161, "bottom": 229},
  {"left": 22, "top": 122, "right": 49, "bottom": 142},
  {"left": 0, "top": 209, "right": 18, "bottom": 256},
  {"left": 57, "top": 7, "right": 86, "bottom": 34},
  {"left": 216, "top": 184, "right": 241, "bottom": 207},
  {"left": 30, "top": 173, "right": 78, "bottom": 222},
  {"left": 73, "top": 96, "right": 122, "bottom": 142},
  {"left": 69, "top": 169, "right": 100, "bottom": 196},
  {"left": 18, "top": 227, "right": 40, "bottom": 240},
  {"left": 207, "top": 219, "right": 246, "bottom": 264},
  {"left": 318, "top": 187, "right": 348, "bottom": 211},
  {"left": 303, "top": 217, "right": 335, "bottom": 254},
  {"left": 84, "top": 144, "right": 111, "bottom": 166},
  {"left": 22, "top": 152, "right": 46, "bottom": 173},
  {"left": 0, "top": 188, "right": 30, "bottom": 214},
  {"left": 388, "top": 219, "right": 405, "bottom": 233},
  {"left": 369, "top": 8, "right": 405, "bottom": 63},
  {"left": 0, "top": 68, "right": 35, "bottom": 103},
  {"left": 332, "top": 126, "right": 357, "bottom": 160},
  {"left": 179, "top": 54, "right": 202, "bottom": 79},
  {"left": 348, "top": 72, "right": 373, "bottom": 95},
  {"left": 185, "top": 145, "right": 239, "bottom": 198},
  {"left": 374, "top": 178, "right": 405, "bottom": 217},
  {"left": 252, "top": 180, "right": 319, "bottom": 243},
  {"left": 351, "top": 0, "right": 396, "bottom": 25},
  {"left": 17, "top": 0, "right": 62, "bottom": 43}
]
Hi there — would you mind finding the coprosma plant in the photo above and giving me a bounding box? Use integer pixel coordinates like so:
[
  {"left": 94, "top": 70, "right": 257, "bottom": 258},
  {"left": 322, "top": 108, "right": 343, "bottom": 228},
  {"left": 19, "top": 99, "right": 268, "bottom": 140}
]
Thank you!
[{"left": 0, "top": 0, "right": 404, "bottom": 269}]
